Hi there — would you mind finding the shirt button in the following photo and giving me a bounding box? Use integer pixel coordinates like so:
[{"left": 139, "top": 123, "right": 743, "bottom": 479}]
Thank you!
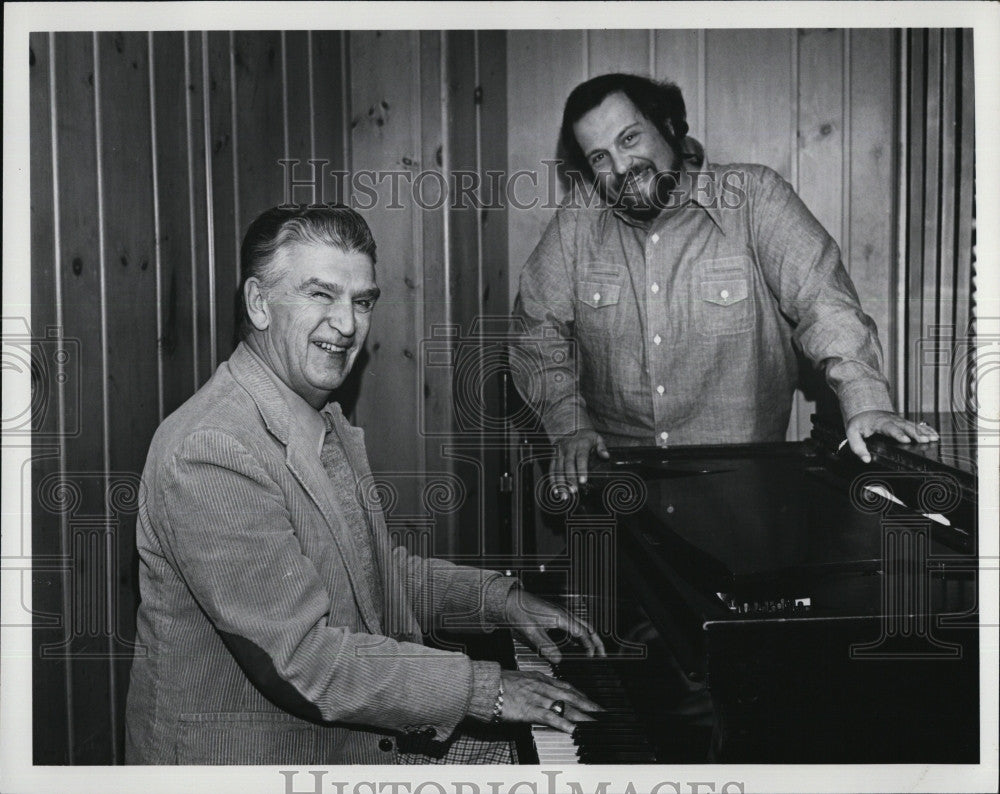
[
  {"left": 651, "top": 233, "right": 660, "bottom": 244},
  {"left": 653, "top": 334, "right": 662, "bottom": 345},
  {"left": 650, "top": 283, "right": 660, "bottom": 294},
  {"left": 378, "top": 737, "right": 394, "bottom": 752},
  {"left": 720, "top": 289, "right": 730, "bottom": 300},
  {"left": 592, "top": 291, "right": 601, "bottom": 302},
  {"left": 660, "top": 431, "right": 669, "bottom": 441},
  {"left": 656, "top": 385, "right": 665, "bottom": 395}
]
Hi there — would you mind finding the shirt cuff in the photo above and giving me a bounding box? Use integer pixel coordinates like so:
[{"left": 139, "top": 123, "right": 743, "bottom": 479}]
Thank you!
[
  {"left": 481, "top": 573, "right": 520, "bottom": 626},
  {"left": 543, "top": 398, "right": 594, "bottom": 442},
  {"left": 838, "top": 378, "right": 895, "bottom": 423},
  {"left": 466, "top": 660, "right": 503, "bottom": 722}
]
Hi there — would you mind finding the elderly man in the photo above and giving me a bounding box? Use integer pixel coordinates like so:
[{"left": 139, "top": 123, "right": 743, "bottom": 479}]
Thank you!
[
  {"left": 125, "top": 206, "right": 602, "bottom": 765},
  {"left": 514, "top": 73, "right": 938, "bottom": 493}
]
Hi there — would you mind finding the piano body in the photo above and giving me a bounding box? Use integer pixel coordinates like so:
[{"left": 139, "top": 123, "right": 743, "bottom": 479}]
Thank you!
[{"left": 507, "top": 413, "right": 980, "bottom": 764}]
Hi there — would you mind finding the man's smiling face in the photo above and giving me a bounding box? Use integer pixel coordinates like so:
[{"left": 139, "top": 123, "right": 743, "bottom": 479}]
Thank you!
[
  {"left": 573, "top": 91, "right": 682, "bottom": 218},
  {"left": 256, "top": 241, "right": 379, "bottom": 407}
]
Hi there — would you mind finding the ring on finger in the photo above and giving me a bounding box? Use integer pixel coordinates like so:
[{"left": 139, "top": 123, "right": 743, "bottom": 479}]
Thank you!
[{"left": 550, "top": 699, "right": 566, "bottom": 716}]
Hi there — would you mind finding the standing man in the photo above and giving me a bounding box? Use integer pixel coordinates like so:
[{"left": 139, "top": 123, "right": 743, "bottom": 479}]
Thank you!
[
  {"left": 514, "top": 73, "right": 938, "bottom": 493},
  {"left": 125, "top": 206, "right": 603, "bottom": 765}
]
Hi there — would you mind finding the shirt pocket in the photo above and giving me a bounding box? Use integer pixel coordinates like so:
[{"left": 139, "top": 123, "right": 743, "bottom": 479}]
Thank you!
[
  {"left": 696, "top": 257, "right": 754, "bottom": 336},
  {"left": 175, "top": 711, "right": 318, "bottom": 765},
  {"left": 576, "top": 265, "right": 626, "bottom": 337}
]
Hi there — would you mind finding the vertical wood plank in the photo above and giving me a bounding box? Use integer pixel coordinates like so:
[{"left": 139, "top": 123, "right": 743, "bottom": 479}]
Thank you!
[
  {"left": 349, "top": 31, "right": 424, "bottom": 530},
  {"left": 905, "top": 30, "right": 926, "bottom": 415},
  {"left": 588, "top": 29, "right": 650, "bottom": 77},
  {"left": 52, "top": 31, "right": 113, "bottom": 765},
  {"left": 478, "top": 30, "right": 510, "bottom": 556},
  {"left": 97, "top": 31, "right": 159, "bottom": 761},
  {"left": 184, "top": 32, "right": 214, "bottom": 386},
  {"left": 232, "top": 32, "right": 285, "bottom": 231},
  {"left": 445, "top": 31, "right": 485, "bottom": 556},
  {"left": 653, "top": 30, "right": 702, "bottom": 137},
  {"left": 937, "top": 30, "right": 958, "bottom": 414},
  {"left": 311, "top": 31, "right": 347, "bottom": 204},
  {"left": 919, "top": 30, "right": 942, "bottom": 413},
  {"left": 207, "top": 31, "right": 239, "bottom": 356},
  {"left": 795, "top": 28, "right": 845, "bottom": 436},
  {"left": 152, "top": 32, "right": 197, "bottom": 417},
  {"left": 506, "top": 30, "right": 585, "bottom": 308},
  {"left": 284, "top": 31, "right": 313, "bottom": 166},
  {"left": 30, "top": 30, "right": 72, "bottom": 765},
  {"left": 418, "top": 31, "right": 458, "bottom": 553},
  {"left": 478, "top": 30, "right": 509, "bottom": 319},
  {"left": 954, "top": 29, "right": 974, "bottom": 345},
  {"left": 705, "top": 30, "right": 793, "bottom": 178},
  {"left": 848, "top": 30, "right": 898, "bottom": 408}
]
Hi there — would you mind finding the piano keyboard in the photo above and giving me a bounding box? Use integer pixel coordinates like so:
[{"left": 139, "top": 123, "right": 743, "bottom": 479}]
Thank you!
[{"left": 512, "top": 636, "right": 659, "bottom": 764}]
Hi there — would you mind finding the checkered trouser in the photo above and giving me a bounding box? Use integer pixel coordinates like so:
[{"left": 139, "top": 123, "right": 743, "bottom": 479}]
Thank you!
[{"left": 396, "top": 721, "right": 517, "bottom": 764}]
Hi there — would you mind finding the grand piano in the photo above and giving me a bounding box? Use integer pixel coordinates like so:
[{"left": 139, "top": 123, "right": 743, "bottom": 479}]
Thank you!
[{"left": 502, "top": 413, "right": 979, "bottom": 764}]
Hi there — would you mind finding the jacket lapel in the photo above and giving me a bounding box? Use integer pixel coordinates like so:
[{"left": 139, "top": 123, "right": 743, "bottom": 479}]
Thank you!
[{"left": 229, "top": 344, "right": 383, "bottom": 634}]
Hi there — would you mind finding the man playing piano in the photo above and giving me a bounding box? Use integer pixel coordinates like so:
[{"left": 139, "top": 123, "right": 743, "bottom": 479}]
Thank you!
[
  {"left": 125, "top": 205, "right": 604, "bottom": 765},
  {"left": 513, "top": 73, "right": 938, "bottom": 494}
]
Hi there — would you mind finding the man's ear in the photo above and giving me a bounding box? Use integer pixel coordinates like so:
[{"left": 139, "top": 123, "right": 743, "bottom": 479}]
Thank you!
[{"left": 245, "top": 277, "right": 270, "bottom": 331}]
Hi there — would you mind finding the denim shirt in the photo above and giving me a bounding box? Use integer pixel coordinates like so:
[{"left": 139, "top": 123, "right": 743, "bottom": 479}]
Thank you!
[{"left": 513, "top": 157, "right": 893, "bottom": 447}]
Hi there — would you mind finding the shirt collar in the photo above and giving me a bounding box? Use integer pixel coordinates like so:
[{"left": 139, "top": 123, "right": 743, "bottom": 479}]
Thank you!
[
  {"left": 244, "top": 344, "right": 329, "bottom": 458},
  {"left": 608, "top": 136, "right": 726, "bottom": 235}
]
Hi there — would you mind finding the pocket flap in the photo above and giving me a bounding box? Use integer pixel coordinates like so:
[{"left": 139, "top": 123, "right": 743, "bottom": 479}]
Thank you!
[
  {"left": 578, "top": 281, "right": 621, "bottom": 308},
  {"left": 700, "top": 278, "right": 748, "bottom": 307}
]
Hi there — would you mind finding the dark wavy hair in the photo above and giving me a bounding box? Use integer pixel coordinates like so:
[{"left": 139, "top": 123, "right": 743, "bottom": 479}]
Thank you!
[
  {"left": 235, "top": 205, "right": 377, "bottom": 344},
  {"left": 558, "top": 73, "right": 690, "bottom": 179}
]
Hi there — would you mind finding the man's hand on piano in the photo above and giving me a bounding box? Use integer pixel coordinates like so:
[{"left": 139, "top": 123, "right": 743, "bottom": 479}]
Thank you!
[
  {"left": 551, "top": 429, "right": 610, "bottom": 497},
  {"left": 497, "top": 669, "right": 603, "bottom": 734},
  {"left": 503, "top": 589, "right": 606, "bottom": 662},
  {"left": 845, "top": 411, "right": 939, "bottom": 463}
]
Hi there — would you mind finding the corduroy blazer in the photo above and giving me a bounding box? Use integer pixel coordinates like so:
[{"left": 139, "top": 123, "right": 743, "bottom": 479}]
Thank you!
[{"left": 124, "top": 343, "right": 514, "bottom": 764}]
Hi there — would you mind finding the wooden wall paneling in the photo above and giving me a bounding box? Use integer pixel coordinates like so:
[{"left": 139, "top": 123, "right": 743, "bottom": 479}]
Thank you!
[
  {"left": 207, "top": 31, "right": 239, "bottom": 357},
  {"left": 705, "top": 29, "right": 794, "bottom": 179},
  {"left": 905, "top": 30, "right": 926, "bottom": 415},
  {"left": 349, "top": 31, "right": 425, "bottom": 536},
  {"left": 97, "top": 31, "right": 159, "bottom": 760},
  {"left": 954, "top": 29, "right": 974, "bottom": 344},
  {"left": 846, "top": 31, "right": 898, "bottom": 410},
  {"left": 52, "top": 31, "right": 113, "bottom": 765},
  {"left": 478, "top": 31, "right": 510, "bottom": 555},
  {"left": 794, "top": 28, "right": 844, "bottom": 438},
  {"left": 184, "top": 32, "right": 215, "bottom": 385},
  {"left": 478, "top": 31, "right": 509, "bottom": 319},
  {"left": 152, "top": 32, "right": 197, "bottom": 417},
  {"left": 232, "top": 32, "right": 286, "bottom": 235},
  {"left": 30, "top": 30, "right": 72, "bottom": 765},
  {"left": 506, "top": 30, "right": 585, "bottom": 307},
  {"left": 587, "top": 29, "right": 650, "bottom": 77},
  {"left": 444, "top": 31, "right": 486, "bottom": 556},
  {"left": 936, "top": 30, "right": 958, "bottom": 413},
  {"left": 918, "top": 30, "right": 942, "bottom": 413},
  {"left": 310, "top": 32, "right": 347, "bottom": 204},
  {"left": 653, "top": 30, "right": 703, "bottom": 139},
  {"left": 284, "top": 31, "right": 313, "bottom": 167},
  {"left": 417, "top": 32, "right": 459, "bottom": 554}
]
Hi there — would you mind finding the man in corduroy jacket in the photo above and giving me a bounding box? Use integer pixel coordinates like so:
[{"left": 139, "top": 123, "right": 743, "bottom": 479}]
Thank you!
[{"left": 124, "top": 206, "right": 602, "bottom": 765}]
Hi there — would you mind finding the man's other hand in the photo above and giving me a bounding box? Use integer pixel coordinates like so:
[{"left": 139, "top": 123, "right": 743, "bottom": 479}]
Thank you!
[
  {"left": 551, "top": 429, "right": 609, "bottom": 497},
  {"left": 504, "top": 589, "right": 606, "bottom": 662},
  {"left": 845, "top": 410, "right": 939, "bottom": 463},
  {"left": 497, "top": 669, "right": 603, "bottom": 734}
]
